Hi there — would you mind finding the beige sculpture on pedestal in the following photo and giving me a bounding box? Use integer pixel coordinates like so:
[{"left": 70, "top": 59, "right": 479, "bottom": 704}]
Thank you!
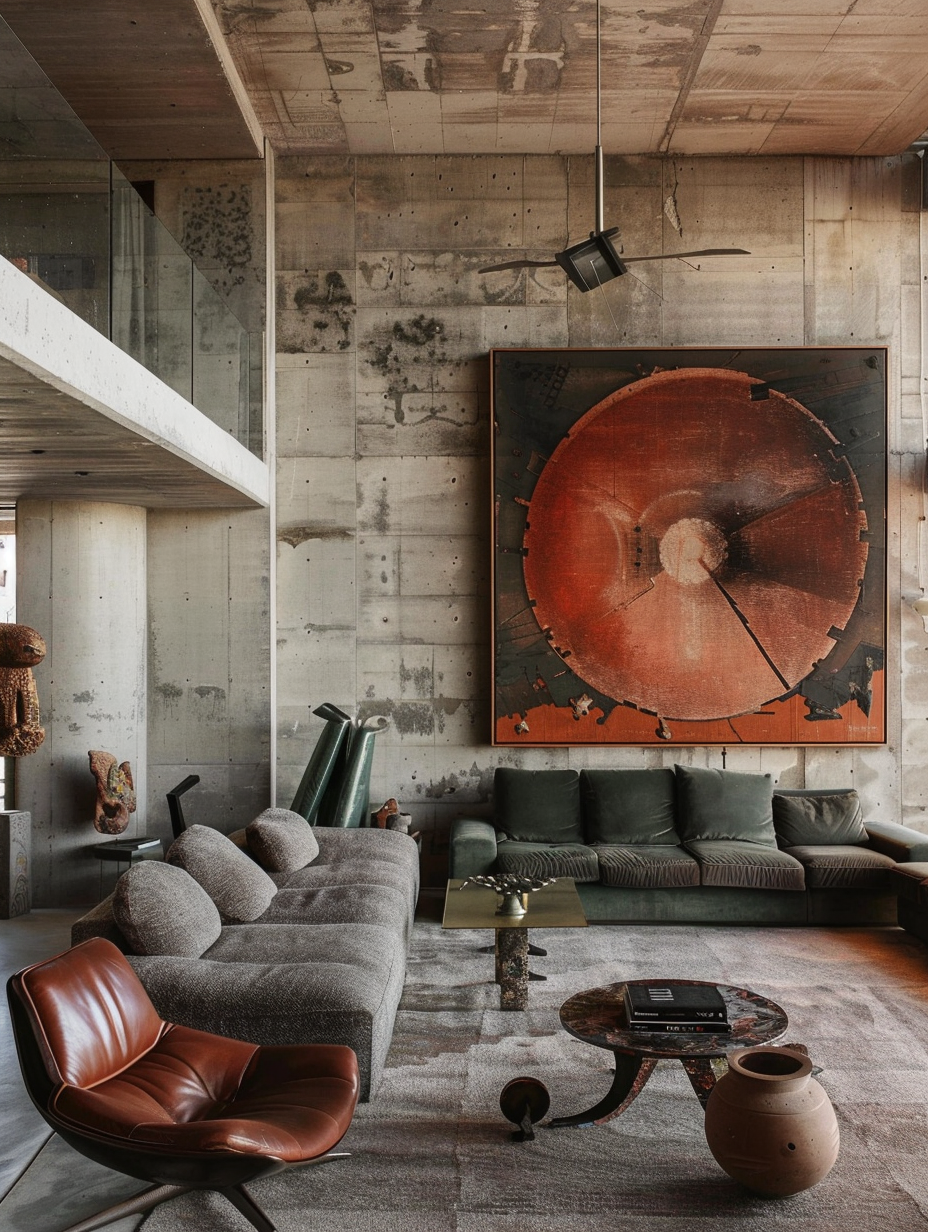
[
  {"left": 88, "top": 750, "right": 137, "bottom": 835},
  {"left": 0, "top": 624, "right": 46, "bottom": 757}
]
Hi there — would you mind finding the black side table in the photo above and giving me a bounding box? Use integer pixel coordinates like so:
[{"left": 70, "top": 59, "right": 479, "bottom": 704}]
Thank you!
[{"left": 90, "top": 836, "right": 163, "bottom": 897}]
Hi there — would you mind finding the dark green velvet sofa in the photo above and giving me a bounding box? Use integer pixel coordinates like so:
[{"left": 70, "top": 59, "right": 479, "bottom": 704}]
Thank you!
[
  {"left": 449, "top": 766, "right": 928, "bottom": 926},
  {"left": 890, "top": 861, "right": 928, "bottom": 943}
]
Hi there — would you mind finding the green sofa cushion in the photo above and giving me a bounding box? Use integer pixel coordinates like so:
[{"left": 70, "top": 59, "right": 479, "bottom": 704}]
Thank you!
[
  {"left": 783, "top": 845, "right": 894, "bottom": 890},
  {"left": 495, "top": 840, "right": 600, "bottom": 883},
  {"left": 595, "top": 844, "right": 700, "bottom": 889},
  {"left": 674, "top": 765, "right": 776, "bottom": 846},
  {"left": 772, "top": 791, "right": 867, "bottom": 847},
  {"left": 685, "top": 840, "right": 806, "bottom": 890},
  {"left": 494, "top": 768, "right": 582, "bottom": 844},
  {"left": 580, "top": 769, "right": 679, "bottom": 844}
]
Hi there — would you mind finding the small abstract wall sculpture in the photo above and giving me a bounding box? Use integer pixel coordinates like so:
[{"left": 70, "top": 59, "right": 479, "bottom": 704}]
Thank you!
[
  {"left": 0, "top": 623, "right": 47, "bottom": 757},
  {"left": 88, "top": 750, "right": 137, "bottom": 835}
]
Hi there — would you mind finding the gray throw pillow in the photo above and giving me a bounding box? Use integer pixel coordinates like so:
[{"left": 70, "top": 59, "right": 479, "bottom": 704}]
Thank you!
[
  {"left": 113, "top": 861, "right": 221, "bottom": 957},
  {"left": 674, "top": 764, "right": 776, "bottom": 846},
  {"left": 773, "top": 791, "right": 867, "bottom": 847},
  {"left": 494, "top": 768, "right": 582, "bottom": 844},
  {"left": 167, "top": 824, "right": 277, "bottom": 922},
  {"left": 246, "top": 808, "right": 320, "bottom": 873}
]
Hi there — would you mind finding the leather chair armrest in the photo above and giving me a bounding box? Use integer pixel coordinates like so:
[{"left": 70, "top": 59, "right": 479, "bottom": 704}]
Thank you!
[
  {"left": 864, "top": 820, "right": 928, "bottom": 863},
  {"left": 449, "top": 817, "right": 499, "bottom": 879}
]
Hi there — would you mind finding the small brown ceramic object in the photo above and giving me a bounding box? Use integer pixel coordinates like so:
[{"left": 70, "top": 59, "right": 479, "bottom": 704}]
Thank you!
[{"left": 704, "top": 1046, "right": 839, "bottom": 1196}]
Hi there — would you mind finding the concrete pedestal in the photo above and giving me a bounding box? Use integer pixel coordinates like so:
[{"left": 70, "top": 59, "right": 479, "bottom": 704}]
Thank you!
[{"left": 0, "top": 810, "right": 31, "bottom": 917}]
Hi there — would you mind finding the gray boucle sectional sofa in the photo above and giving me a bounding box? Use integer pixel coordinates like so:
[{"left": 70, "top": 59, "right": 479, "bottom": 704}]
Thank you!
[{"left": 71, "top": 812, "right": 419, "bottom": 1099}]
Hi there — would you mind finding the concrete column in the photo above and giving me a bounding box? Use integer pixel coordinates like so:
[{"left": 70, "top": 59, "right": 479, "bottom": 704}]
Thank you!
[{"left": 16, "top": 500, "right": 147, "bottom": 907}]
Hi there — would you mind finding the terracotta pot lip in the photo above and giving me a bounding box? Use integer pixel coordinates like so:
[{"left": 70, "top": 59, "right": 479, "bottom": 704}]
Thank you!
[{"left": 728, "top": 1046, "right": 814, "bottom": 1081}]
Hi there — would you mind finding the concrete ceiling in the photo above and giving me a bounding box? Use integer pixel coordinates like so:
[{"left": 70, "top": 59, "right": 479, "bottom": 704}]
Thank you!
[
  {"left": 206, "top": 0, "right": 928, "bottom": 158},
  {"left": 0, "top": 0, "right": 262, "bottom": 160},
  {"left": 3, "top": 1, "right": 926, "bottom": 161},
  {"left": 0, "top": 355, "right": 262, "bottom": 508}
]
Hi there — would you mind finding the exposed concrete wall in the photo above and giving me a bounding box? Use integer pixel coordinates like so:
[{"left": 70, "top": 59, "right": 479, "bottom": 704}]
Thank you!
[
  {"left": 126, "top": 159, "right": 273, "bottom": 847},
  {"left": 275, "top": 152, "right": 926, "bottom": 884},
  {"left": 16, "top": 500, "right": 147, "bottom": 906},
  {"left": 146, "top": 507, "right": 271, "bottom": 842}
]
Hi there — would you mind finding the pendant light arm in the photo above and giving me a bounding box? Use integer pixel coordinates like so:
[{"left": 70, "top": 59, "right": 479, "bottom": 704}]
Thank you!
[{"left": 594, "top": 0, "right": 603, "bottom": 235}]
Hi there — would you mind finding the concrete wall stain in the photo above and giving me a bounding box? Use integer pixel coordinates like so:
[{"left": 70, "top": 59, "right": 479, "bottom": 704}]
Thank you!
[
  {"left": 278, "top": 525, "right": 354, "bottom": 547},
  {"left": 72, "top": 690, "right": 94, "bottom": 703},
  {"left": 155, "top": 682, "right": 184, "bottom": 703},
  {"left": 399, "top": 659, "right": 434, "bottom": 696},
  {"left": 182, "top": 184, "right": 253, "bottom": 291},
  {"left": 366, "top": 314, "right": 451, "bottom": 423}
]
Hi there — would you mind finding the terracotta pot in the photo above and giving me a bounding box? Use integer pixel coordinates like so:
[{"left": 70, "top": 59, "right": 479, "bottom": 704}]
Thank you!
[{"left": 704, "top": 1046, "right": 839, "bottom": 1196}]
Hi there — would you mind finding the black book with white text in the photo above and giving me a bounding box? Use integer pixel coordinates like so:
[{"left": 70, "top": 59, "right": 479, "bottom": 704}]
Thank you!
[{"left": 623, "top": 983, "right": 728, "bottom": 1025}]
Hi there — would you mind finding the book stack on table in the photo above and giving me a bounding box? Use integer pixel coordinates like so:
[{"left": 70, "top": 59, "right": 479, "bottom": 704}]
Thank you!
[{"left": 623, "top": 983, "right": 730, "bottom": 1033}]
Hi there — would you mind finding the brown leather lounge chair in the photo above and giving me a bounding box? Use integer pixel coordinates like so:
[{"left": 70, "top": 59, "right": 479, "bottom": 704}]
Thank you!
[{"left": 7, "top": 937, "right": 360, "bottom": 1232}]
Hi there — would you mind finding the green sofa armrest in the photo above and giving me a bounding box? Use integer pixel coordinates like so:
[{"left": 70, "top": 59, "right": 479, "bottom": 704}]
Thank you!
[
  {"left": 450, "top": 817, "right": 499, "bottom": 879},
  {"left": 864, "top": 820, "right": 928, "bottom": 863}
]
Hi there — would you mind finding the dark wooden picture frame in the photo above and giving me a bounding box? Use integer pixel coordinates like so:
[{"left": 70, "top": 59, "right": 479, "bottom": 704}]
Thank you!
[{"left": 492, "top": 347, "right": 887, "bottom": 747}]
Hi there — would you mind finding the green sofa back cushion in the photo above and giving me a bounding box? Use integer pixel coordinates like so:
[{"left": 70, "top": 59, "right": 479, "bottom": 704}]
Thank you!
[
  {"left": 773, "top": 790, "right": 867, "bottom": 847},
  {"left": 494, "top": 768, "right": 582, "bottom": 843},
  {"left": 580, "top": 768, "right": 679, "bottom": 844},
  {"left": 674, "top": 765, "right": 776, "bottom": 846}
]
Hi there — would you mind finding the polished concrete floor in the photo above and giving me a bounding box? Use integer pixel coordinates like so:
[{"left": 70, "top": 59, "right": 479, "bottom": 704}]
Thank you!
[
  {"left": 0, "top": 907, "right": 155, "bottom": 1232},
  {"left": 0, "top": 909, "right": 81, "bottom": 1201}
]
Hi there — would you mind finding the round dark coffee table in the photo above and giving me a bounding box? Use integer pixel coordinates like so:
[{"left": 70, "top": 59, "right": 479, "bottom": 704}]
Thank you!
[{"left": 548, "top": 978, "right": 789, "bottom": 1128}]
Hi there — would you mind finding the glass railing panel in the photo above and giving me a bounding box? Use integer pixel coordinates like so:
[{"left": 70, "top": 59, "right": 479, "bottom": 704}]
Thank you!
[
  {"left": 0, "top": 161, "right": 110, "bottom": 335},
  {"left": 111, "top": 167, "right": 193, "bottom": 402},
  {"left": 0, "top": 14, "right": 263, "bottom": 455}
]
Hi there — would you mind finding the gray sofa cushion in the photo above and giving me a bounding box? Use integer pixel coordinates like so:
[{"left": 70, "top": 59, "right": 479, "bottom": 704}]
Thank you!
[
  {"left": 580, "top": 769, "right": 679, "bottom": 844},
  {"left": 784, "top": 845, "right": 895, "bottom": 889},
  {"left": 675, "top": 765, "right": 776, "bottom": 846},
  {"left": 114, "top": 862, "right": 222, "bottom": 957},
  {"left": 247, "top": 808, "right": 319, "bottom": 872},
  {"left": 494, "top": 768, "right": 583, "bottom": 844},
  {"left": 595, "top": 844, "right": 700, "bottom": 889},
  {"left": 312, "top": 826, "right": 421, "bottom": 876},
  {"left": 259, "top": 883, "right": 412, "bottom": 943},
  {"left": 495, "top": 840, "right": 600, "bottom": 882},
  {"left": 167, "top": 824, "right": 278, "bottom": 923},
  {"left": 686, "top": 839, "right": 806, "bottom": 889},
  {"left": 773, "top": 791, "right": 867, "bottom": 847},
  {"left": 129, "top": 922, "right": 406, "bottom": 1101}
]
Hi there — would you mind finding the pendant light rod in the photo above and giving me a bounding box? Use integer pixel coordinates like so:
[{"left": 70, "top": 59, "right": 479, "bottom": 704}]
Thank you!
[{"left": 594, "top": 0, "right": 604, "bottom": 235}]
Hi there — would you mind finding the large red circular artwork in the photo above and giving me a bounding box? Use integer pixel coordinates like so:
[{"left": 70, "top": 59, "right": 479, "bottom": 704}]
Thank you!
[{"left": 522, "top": 368, "right": 868, "bottom": 722}]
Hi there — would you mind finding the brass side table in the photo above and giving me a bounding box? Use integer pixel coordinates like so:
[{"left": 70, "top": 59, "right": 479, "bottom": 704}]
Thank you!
[{"left": 442, "top": 877, "right": 587, "bottom": 1010}]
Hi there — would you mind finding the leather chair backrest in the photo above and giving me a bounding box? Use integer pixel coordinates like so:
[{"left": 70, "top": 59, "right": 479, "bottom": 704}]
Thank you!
[{"left": 12, "top": 938, "right": 165, "bottom": 1090}]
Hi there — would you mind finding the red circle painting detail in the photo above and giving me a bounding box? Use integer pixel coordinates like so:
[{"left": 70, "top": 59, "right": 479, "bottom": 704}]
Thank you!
[{"left": 522, "top": 368, "right": 868, "bottom": 723}]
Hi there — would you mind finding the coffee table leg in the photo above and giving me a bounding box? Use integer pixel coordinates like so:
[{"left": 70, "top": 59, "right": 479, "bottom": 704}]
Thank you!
[
  {"left": 680, "top": 1056, "right": 728, "bottom": 1109},
  {"left": 495, "top": 928, "right": 529, "bottom": 1010},
  {"left": 548, "top": 1053, "right": 658, "bottom": 1128}
]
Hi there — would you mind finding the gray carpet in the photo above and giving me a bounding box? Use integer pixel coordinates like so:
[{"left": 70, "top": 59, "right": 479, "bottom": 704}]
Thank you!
[{"left": 9, "top": 922, "right": 928, "bottom": 1231}]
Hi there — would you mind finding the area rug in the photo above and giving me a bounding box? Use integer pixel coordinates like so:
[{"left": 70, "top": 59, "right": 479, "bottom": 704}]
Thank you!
[{"left": 123, "top": 921, "right": 928, "bottom": 1231}]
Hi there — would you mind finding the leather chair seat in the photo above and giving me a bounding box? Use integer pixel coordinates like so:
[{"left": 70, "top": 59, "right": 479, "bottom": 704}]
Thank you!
[{"left": 55, "top": 1029, "right": 358, "bottom": 1158}]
